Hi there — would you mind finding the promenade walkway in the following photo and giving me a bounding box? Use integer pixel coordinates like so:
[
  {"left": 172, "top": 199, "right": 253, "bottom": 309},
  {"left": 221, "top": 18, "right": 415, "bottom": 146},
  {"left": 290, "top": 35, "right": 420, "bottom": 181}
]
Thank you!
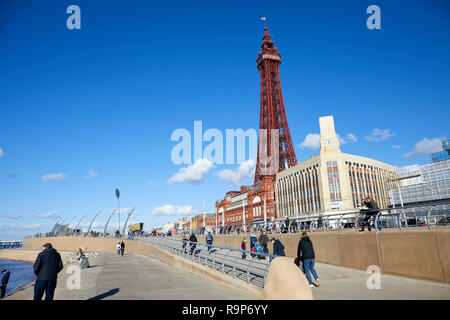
[
  {"left": 5, "top": 252, "right": 253, "bottom": 300},
  {"left": 312, "top": 262, "right": 450, "bottom": 300},
  {"left": 4, "top": 246, "right": 450, "bottom": 300},
  {"left": 144, "top": 238, "right": 450, "bottom": 299}
]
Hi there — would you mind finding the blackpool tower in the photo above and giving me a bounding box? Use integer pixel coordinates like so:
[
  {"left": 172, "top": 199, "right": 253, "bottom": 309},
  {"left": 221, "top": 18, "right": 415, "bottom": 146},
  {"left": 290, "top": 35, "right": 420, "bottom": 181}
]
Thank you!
[{"left": 254, "top": 26, "right": 298, "bottom": 183}]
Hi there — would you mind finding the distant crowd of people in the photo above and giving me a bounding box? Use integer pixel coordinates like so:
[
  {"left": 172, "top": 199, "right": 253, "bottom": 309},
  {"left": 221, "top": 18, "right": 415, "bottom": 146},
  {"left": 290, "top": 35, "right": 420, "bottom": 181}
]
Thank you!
[
  {"left": 33, "top": 232, "right": 57, "bottom": 238},
  {"left": 177, "top": 228, "right": 321, "bottom": 288},
  {"left": 241, "top": 230, "right": 319, "bottom": 287}
]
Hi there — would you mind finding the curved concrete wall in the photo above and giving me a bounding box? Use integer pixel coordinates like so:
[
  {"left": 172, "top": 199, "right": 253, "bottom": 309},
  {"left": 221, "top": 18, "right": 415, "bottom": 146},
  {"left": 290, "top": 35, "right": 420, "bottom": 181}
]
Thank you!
[
  {"left": 23, "top": 237, "right": 312, "bottom": 300},
  {"left": 177, "top": 229, "right": 450, "bottom": 283},
  {"left": 263, "top": 257, "right": 313, "bottom": 300}
]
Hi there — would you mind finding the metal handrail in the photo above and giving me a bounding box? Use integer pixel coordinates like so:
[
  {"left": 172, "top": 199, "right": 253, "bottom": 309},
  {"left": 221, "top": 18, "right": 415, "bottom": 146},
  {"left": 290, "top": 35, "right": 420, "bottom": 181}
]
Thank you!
[
  {"left": 134, "top": 235, "right": 276, "bottom": 288},
  {"left": 191, "top": 200, "right": 450, "bottom": 235}
]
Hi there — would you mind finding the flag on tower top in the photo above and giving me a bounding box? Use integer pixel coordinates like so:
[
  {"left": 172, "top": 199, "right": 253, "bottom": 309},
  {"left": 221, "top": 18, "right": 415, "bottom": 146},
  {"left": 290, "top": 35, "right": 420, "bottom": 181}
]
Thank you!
[{"left": 261, "top": 17, "right": 266, "bottom": 21}]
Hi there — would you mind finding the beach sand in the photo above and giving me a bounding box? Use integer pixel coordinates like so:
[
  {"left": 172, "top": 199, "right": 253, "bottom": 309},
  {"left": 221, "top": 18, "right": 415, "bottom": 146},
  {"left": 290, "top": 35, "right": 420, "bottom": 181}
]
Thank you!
[{"left": 0, "top": 249, "right": 73, "bottom": 263}]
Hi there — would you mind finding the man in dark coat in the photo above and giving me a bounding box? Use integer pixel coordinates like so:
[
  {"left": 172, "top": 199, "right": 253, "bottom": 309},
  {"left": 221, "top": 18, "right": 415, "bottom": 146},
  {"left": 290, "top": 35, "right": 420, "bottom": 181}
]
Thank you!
[
  {"left": 33, "top": 243, "right": 64, "bottom": 300},
  {"left": 1, "top": 269, "right": 11, "bottom": 298},
  {"left": 297, "top": 232, "right": 320, "bottom": 288},
  {"left": 120, "top": 241, "right": 125, "bottom": 256},
  {"left": 189, "top": 233, "right": 197, "bottom": 255},
  {"left": 258, "top": 231, "right": 270, "bottom": 254},
  {"left": 270, "top": 238, "right": 286, "bottom": 256},
  {"left": 206, "top": 232, "right": 214, "bottom": 253}
]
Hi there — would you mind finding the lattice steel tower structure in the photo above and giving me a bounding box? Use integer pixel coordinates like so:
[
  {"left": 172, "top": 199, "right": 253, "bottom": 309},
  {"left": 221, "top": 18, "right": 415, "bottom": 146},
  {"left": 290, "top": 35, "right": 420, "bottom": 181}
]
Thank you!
[{"left": 254, "top": 26, "right": 298, "bottom": 183}]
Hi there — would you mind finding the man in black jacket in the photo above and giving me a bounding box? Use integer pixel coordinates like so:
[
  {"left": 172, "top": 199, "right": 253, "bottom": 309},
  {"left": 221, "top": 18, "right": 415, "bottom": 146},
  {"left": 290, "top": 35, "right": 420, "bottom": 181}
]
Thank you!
[
  {"left": 270, "top": 238, "right": 286, "bottom": 256},
  {"left": 33, "top": 243, "right": 64, "bottom": 300},
  {"left": 120, "top": 241, "right": 125, "bottom": 256},
  {"left": 297, "top": 232, "right": 320, "bottom": 288},
  {"left": 189, "top": 233, "right": 197, "bottom": 255},
  {"left": 258, "top": 231, "right": 270, "bottom": 254}
]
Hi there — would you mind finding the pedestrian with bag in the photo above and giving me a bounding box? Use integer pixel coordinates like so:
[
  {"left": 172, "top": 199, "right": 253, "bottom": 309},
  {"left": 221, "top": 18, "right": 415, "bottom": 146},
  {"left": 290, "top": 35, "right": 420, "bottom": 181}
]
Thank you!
[
  {"left": 297, "top": 232, "right": 320, "bottom": 288},
  {"left": 270, "top": 238, "right": 286, "bottom": 256}
]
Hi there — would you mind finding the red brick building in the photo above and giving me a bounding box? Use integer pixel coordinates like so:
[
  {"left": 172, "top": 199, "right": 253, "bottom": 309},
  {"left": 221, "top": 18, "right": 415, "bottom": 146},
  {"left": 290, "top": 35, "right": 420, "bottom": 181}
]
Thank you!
[
  {"left": 190, "top": 213, "right": 216, "bottom": 230},
  {"left": 215, "top": 176, "right": 275, "bottom": 227}
]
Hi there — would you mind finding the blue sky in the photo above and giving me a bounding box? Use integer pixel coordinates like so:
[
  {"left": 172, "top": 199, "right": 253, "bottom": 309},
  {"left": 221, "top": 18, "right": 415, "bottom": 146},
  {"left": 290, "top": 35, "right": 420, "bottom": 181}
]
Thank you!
[{"left": 0, "top": 0, "right": 449, "bottom": 239}]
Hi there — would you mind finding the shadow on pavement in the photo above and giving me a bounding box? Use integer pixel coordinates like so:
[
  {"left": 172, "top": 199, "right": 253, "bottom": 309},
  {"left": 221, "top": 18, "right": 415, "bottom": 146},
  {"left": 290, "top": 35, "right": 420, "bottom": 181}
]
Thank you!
[{"left": 87, "top": 288, "right": 120, "bottom": 300}]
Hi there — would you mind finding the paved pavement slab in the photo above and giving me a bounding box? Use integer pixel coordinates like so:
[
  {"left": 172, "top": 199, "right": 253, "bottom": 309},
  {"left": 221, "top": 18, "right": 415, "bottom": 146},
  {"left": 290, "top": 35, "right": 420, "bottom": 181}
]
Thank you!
[{"left": 6, "top": 252, "right": 254, "bottom": 300}]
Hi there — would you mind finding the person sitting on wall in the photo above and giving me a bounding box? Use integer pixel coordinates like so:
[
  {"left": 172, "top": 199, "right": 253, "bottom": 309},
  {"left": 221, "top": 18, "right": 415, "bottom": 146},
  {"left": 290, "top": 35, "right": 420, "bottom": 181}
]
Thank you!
[
  {"left": 360, "top": 196, "right": 380, "bottom": 232},
  {"left": 79, "top": 254, "right": 90, "bottom": 269}
]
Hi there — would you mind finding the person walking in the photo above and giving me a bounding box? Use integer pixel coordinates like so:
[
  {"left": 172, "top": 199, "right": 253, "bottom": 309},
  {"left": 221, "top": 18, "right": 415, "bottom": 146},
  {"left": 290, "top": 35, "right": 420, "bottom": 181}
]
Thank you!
[
  {"left": 206, "top": 232, "right": 214, "bottom": 254},
  {"left": 120, "top": 241, "right": 125, "bottom": 256},
  {"left": 270, "top": 238, "right": 286, "bottom": 256},
  {"left": 258, "top": 231, "right": 270, "bottom": 255},
  {"left": 297, "top": 232, "right": 320, "bottom": 288},
  {"left": 181, "top": 236, "right": 188, "bottom": 253},
  {"left": 116, "top": 242, "right": 121, "bottom": 255},
  {"left": 33, "top": 243, "right": 64, "bottom": 300},
  {"left": 241, "top": 238, "right": 247, "bottom": 259},
  {"left": 1, "top": 269, "right": 11, "bottom": 299},
  {"left": 189, "top": 233, "right": 197, "bottom": 255},
  {"left": 250, "top": 232, "right": 257, "bottom": 258}
]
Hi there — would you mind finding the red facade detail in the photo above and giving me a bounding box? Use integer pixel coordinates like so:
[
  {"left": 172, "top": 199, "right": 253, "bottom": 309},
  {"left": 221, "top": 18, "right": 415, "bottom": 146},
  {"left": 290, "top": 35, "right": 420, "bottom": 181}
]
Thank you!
[{"left": 254, "top": 26, "right": 298, "bottom": 184}]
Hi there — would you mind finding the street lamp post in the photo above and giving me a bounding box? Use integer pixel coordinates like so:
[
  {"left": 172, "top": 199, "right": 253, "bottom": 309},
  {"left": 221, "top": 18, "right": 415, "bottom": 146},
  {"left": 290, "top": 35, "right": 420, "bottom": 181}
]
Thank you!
[
  {"left": 115, "top": 188, "right": 121, "bottom": 235},
  {"left": 242, "top": 198, "right": 246, "bottom": 231},
  {"left": 202, "top": 201, "right": 206, "bottom": 229},
  {"left": 264, "top": 195, "right": 267, "bottom": 228},
  {"left": 214, "top": 208, "right": 219, "bottom": 234}
]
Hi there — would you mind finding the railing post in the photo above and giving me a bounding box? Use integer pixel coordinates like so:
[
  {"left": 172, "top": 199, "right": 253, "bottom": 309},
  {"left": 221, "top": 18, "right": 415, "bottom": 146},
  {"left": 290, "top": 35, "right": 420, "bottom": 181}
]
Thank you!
[
  {"left": 232, "top": 253, "right": 240, "bottom": 278},
  {"left": 375, "top": 212, "right": 382, "bottom": 232},
  {"left": 246, "top": 256, "right": 254, "bottom": 284},
  {"left": 263, "top": 259, "right": 270, "bottom": 287}
]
